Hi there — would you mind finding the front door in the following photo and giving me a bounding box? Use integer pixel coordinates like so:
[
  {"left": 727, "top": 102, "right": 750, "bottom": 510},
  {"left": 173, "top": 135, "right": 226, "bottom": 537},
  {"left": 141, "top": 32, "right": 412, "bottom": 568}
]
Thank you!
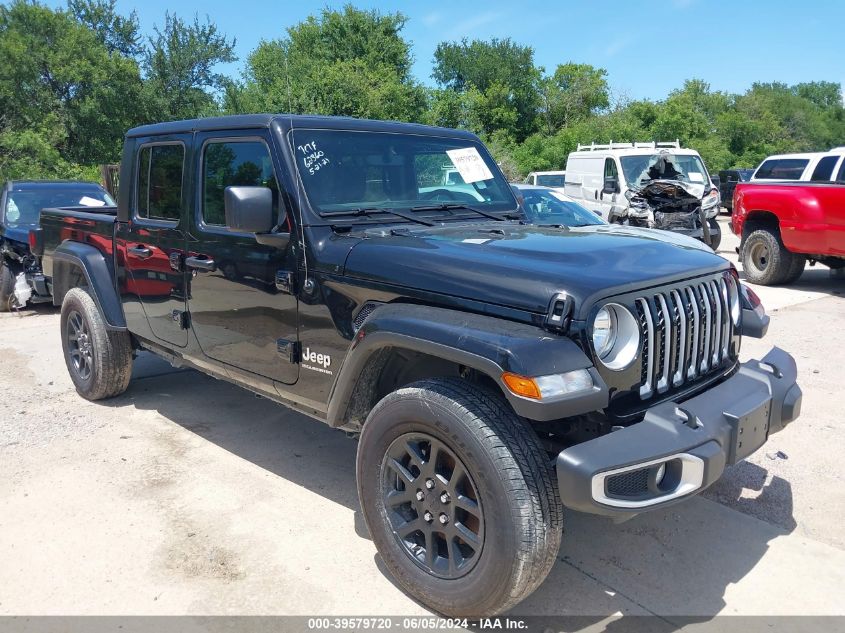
[
  {"left": 186, "top": 132, "right": 299, "bottom": 385},
  {"left": 118, "top": 137, "right": 190, "bottom": 347},
  {"left": 599, "top": 157, "right": 620, "bottom": 220}
]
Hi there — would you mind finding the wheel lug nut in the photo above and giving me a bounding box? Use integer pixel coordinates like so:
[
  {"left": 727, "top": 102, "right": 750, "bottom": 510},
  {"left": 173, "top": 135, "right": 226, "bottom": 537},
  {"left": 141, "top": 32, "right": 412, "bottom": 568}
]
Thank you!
[
  {"left": 440, "top": 492, "right": 450, "bottom": 504},
  {"left": 425, "top": 479, "right": 435, "bottom": 490},
  {"left": 439, "top": 513, "right": 449, "bottom": 525},
  {"left": 415, "top": 490, "right": 424, "bottom": 501},
  {"left": 423, "top": 511, "right": 433, "bottom": 522}
]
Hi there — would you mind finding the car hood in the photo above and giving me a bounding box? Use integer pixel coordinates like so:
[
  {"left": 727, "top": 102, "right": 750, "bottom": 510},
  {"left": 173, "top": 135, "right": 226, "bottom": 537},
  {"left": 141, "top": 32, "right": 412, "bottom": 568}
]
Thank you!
[
  {"left": 0, "top": 225, "right": 33, "bottom": 246},
  {"left": 343, "top": 222, "right": 729, "bottom": 318}
]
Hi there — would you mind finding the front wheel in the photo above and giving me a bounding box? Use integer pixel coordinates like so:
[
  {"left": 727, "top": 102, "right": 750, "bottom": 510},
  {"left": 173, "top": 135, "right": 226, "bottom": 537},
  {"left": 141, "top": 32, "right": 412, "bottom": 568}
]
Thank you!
[
  {"left": 60, "top": 287, "right": 134, "bottom": 400},
  {"left": 707, "top": 218, "right": 721, "bottom": 251},
  {"left": 356, "top": 378, "right": 563, "bottom": 616}
]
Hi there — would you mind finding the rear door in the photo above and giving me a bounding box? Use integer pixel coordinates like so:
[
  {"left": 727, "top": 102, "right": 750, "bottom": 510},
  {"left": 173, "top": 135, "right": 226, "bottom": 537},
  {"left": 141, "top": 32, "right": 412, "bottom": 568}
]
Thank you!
[
  {"left": 185, "top": 131, "right": 299, "bottom": 385},
  {"left": 118, "top": 136, "right": 190, "bottom": 347}
]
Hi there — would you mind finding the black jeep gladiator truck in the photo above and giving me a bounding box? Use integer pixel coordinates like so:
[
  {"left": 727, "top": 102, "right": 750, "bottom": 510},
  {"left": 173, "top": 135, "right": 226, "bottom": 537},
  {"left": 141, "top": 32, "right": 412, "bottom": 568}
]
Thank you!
[
  {"left": 37, "top": 115, "right": 802, "bottom": 616},
  {"left": 0, "top": 180, "right": 114, "bottom": 310}
]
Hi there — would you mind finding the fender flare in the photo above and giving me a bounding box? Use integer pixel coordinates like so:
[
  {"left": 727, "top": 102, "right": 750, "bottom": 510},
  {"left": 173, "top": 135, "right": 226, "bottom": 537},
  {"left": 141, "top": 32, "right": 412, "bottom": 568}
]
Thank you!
[
  {"left": 325, "top": 303, "right": 608, "bottom": 427},
  {"left": 51, "top": 241, "right": 127, "bottom": 331}
]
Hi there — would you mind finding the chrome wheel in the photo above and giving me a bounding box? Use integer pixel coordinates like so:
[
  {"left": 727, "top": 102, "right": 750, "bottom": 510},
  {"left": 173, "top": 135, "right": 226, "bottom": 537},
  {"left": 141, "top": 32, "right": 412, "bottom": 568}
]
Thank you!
[
  {"left": 381, "top": 433, "right": 484, "bottom": 579},
  {"left": 66, "top": 309, "right": 93, "bottom": 381}
]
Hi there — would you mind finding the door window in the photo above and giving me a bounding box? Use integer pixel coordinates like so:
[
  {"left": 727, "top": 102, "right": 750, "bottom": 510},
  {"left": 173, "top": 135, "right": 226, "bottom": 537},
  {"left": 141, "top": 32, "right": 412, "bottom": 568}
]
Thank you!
[
  {"left": 604, "top": 158, "right": 618, "bottom": 180},
  {"left": 810, "top": 156, "right": 838, "bottom": 182},
  {"left": 137, "top": 144, "right": 184, "bottom": 222},
  {"left": 202, "top": 140, "right": 280, "bottom": 227}
]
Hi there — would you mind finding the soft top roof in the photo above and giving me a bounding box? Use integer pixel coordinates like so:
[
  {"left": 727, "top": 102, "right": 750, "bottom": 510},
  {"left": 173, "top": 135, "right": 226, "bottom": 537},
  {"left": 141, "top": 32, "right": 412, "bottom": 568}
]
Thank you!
[{"left": 126, "top": 114, "right": 479, "bottom": 141}]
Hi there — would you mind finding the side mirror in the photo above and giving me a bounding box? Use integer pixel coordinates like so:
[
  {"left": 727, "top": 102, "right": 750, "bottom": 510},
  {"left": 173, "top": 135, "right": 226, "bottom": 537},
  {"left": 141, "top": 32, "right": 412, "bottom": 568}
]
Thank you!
[
  {"left": 224, "top": 186, "right": 276, "bottom": 233},
  {"left": 603, "top": 176, "right": 619, "bottom": 194}
]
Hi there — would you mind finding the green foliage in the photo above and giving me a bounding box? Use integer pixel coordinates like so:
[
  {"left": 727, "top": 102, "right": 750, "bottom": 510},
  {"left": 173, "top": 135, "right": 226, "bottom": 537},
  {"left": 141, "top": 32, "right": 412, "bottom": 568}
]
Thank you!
[
  {"left": 0, "top": 2, "right": 842, "bottom": 184},
  {"left": 67, "top": 0, "right": 142, "bottom": 57},
  {"left": 227, "top": 5, "right": 426, "bottom": 122},
  {"left": 143, "top": 12, "right": 236, "bottom": 120},
  {"left": 432, "top": 38, "right": 539, "bottom": 141}
]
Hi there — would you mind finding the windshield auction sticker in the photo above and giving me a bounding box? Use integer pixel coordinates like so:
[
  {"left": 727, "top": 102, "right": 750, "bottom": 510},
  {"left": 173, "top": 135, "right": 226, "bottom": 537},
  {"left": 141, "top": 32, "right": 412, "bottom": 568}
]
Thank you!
[{"left": 446, "top": 147, "right": 494, "bottom": 184}]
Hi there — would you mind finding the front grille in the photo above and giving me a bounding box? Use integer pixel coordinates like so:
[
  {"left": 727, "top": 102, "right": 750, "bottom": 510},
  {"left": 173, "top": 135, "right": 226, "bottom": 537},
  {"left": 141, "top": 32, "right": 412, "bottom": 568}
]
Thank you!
[
  {"left": 636, "top": 274, "right": 733, "bottom": 400},
  {"left": 606, "top": 468, "right": 650, "bottom": 497}
]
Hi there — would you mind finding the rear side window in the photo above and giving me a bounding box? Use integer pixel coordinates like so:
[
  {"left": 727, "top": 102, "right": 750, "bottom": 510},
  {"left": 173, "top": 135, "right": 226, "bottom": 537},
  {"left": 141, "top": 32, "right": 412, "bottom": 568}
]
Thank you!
[
  {"left": 810, "top": 156, "right": 838, "bottom": 182},
  {"left": 755, "top": 158, "right": 809, "bottom": 180},
  {"left": 137, "top": 143, "right": 184, "bottom": 221},
  {"left": 202, "top": 140, "right": 279, "bottom": 226}
]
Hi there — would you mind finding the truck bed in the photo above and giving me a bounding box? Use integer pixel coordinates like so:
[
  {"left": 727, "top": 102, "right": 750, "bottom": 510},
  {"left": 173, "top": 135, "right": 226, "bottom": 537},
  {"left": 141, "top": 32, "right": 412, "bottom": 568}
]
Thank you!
[{"left": 39, "top": 206, "right": 119, "bottom": 280}]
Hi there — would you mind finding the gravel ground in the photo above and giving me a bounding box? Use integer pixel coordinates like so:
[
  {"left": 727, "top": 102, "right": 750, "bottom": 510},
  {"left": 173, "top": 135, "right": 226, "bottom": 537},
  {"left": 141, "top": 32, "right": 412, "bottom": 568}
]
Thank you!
[{"left": 0, "top": 215, "right": 843, "bottom": 618}]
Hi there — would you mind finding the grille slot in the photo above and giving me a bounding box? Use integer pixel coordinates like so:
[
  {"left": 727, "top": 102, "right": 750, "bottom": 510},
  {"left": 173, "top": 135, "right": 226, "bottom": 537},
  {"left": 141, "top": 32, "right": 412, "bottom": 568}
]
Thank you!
[
  {"left": 606, "top": 468, "right": 650, "bottom": 498},
  {"left": 637, "top": 274, "right": 733, "bottom": 401}
]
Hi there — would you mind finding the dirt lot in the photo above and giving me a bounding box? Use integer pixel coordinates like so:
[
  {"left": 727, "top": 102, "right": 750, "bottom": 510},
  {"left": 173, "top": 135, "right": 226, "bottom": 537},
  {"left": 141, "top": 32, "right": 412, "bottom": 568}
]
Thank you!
[{"left": 1, "top": 215, "right": 844, "bottom": 619}]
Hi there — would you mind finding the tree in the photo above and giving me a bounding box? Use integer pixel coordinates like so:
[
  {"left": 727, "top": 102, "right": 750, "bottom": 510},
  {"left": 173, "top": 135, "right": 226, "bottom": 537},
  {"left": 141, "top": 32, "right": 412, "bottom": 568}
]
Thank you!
[
  {"left": 432, "top": 38, "right": 539, "bottom": 141},
  {"left": 537, "top": 63, "right": 610, "bottom": 134},
  {"left": 144, "top": 12, "right": 236, "bottom": 120},
  {"left": 67, "top": 0, "right": 142, "bottom": 57},
  {"left": 228, "top": 6, "right": 426, "bottom": 122},
  {"left": 0, "top": 0, "right": 145, "bottom": 177}
]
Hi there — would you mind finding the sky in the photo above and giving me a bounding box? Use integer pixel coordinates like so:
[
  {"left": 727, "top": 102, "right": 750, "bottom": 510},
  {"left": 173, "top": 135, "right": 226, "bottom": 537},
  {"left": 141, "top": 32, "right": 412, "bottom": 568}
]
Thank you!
[{"left": 47, "top": 0, "right": 845, "bottom": 102}]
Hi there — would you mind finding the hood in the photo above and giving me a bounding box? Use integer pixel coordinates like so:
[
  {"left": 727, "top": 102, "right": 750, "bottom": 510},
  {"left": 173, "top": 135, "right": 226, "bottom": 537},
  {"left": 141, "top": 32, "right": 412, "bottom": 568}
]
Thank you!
[
  {"left": 343, "top": 222, "right": 728, "bottom": 319},
  {"left": 0, "top": 224, "right": 33, "bottom": 246}
]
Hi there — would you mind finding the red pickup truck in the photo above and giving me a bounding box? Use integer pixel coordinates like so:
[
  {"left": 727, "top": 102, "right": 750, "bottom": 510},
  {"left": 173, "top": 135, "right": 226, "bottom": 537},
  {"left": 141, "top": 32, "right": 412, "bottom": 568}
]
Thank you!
[{"left": 732, "top": 180, "right": 845, "bottom": 285}]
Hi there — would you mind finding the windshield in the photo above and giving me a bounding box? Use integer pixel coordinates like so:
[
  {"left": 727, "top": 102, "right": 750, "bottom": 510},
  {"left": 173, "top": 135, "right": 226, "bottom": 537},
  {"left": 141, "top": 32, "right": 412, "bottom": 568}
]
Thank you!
[
  {"left": 535, "top": 174, "right": 565, "bottom": 187},
  {"left": 519, "top": 189, "right": 604, "bottom": 227},
  {"left": 291, "top": 130, "right": 516, "bottom": 216},
  {"left": 4, "top": 186, "right": 114, "bottom": 227},
  {"left": 620, "top": 153, "right": 709, "bottom": 187}
]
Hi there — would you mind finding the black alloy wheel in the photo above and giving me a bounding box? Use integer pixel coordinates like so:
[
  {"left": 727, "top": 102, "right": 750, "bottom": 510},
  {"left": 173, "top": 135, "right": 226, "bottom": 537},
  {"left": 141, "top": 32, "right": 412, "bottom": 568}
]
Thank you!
[{"left": 381, "top": 432, "right": 484, "bottom": 579}]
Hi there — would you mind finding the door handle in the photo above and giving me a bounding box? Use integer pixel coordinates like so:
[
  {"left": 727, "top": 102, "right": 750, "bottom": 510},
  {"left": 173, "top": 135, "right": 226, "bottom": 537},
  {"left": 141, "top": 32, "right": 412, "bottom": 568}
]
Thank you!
[
  {"left": 128, "top": 245, "right": 153, "bottom": 259},
  {"left": 185, "top": 256, "right": 216, "bottom": 272}
]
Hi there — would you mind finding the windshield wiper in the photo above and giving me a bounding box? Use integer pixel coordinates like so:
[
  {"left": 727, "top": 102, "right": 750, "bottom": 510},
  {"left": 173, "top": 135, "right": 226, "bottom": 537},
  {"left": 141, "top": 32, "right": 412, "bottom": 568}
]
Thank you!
[
  {"left": 409, "top": 203, "right": 518, "bottom": 222},
  {"left": 321, "top": 207, "right": 435, "bottom": 226}
]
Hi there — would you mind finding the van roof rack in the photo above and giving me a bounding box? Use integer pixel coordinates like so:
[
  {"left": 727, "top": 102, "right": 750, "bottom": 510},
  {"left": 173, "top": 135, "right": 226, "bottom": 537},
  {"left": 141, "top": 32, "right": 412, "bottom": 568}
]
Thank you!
[{"left": 576, "top": 140, "right": 681, "bottom": 151}]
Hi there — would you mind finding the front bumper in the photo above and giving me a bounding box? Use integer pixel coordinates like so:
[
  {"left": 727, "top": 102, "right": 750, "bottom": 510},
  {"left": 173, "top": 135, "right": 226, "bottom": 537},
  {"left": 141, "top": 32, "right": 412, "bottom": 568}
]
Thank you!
[{"left": 556, "top": 347, "right": 801, "bottom": 519}]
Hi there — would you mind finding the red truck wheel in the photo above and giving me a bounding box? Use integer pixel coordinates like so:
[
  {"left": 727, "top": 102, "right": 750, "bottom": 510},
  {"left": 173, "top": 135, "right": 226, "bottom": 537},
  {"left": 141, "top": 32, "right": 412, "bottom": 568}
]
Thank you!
[{"left": 742, "top": 228, "right": 801, "bottom": 285}]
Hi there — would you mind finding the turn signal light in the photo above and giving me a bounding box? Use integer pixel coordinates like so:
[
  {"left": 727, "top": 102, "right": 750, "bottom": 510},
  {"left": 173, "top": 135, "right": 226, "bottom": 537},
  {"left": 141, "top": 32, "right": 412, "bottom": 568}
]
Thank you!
[{"left": 502, "top": 373, "right": 542, "bottom": 400}]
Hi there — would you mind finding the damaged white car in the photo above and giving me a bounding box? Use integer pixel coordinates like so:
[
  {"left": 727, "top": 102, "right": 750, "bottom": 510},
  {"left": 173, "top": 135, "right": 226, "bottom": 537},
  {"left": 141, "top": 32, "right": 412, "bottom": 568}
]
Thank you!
[{"left": 564, "top": 141, "right": 722, "bottom": 250}]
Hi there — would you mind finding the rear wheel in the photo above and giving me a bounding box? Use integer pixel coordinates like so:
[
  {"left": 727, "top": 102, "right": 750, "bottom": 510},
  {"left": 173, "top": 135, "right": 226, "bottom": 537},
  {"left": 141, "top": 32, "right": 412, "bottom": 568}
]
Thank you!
[
  {"left": 782, "top": 254, "right": 806, "bottom": 284},
  {"left": 60, "top": 287, "right": 133, "bottom": 400},
  {"left": 742, "top": 228, "right": 796, "bottom": 285},
  {"left": 357, "top": 378, "right": 562, "bottom": 616},
  {"left": 0, "top": 262, "right": 14, "bottom": 312}
]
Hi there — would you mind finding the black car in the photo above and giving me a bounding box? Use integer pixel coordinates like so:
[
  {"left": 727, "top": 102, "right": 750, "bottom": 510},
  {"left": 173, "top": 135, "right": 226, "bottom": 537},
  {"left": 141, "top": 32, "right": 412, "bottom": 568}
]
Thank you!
[
  {"left": 0, "top": 180, "right": 114, "bottom": 310},
  {"left": 37, "top": 115, "right": 801, "bottom": 616},
  {"left": 718, "top": 169, "right": 754, "bottom": 212}
]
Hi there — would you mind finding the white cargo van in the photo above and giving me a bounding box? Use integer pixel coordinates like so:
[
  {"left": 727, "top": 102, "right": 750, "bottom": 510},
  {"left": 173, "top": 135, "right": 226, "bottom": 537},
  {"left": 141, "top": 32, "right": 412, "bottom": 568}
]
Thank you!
[{"left": 564, "top": 141, "right": 721, "bottom": 248}]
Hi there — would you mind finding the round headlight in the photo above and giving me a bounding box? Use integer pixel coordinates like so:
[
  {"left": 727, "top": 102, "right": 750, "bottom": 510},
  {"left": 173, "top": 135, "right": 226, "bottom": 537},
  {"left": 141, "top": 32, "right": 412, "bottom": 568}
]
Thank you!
[
  {"left": 591, "top": 303, "right": 640, "bottom": 370},
  {"left": 592, "top": 306, "right": 616, "bottom": 359}
]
